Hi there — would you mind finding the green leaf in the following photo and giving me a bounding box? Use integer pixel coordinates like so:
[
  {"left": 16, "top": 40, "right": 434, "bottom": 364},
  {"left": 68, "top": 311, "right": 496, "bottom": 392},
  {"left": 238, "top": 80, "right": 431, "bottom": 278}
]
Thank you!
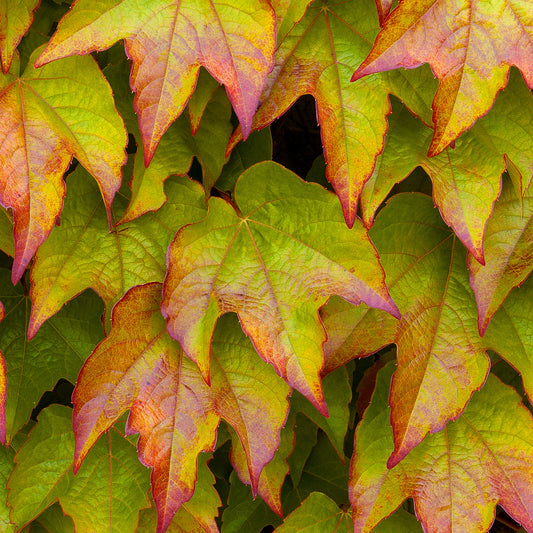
[
  {"left": 0, "top": 45, "right": 126, "bottom": 282},
  {"left": 0, "top": 0, "right": 40, "bottom": 72},
  {"left": 350, "top": 363, "right": 533, "bottom": 532},
  {"left": 37, "top": 0, "right": 276, "bottom": 163},
  {"left": 28, "top": 166, "right": 207, "bottom": 337},
  {"left": 162, "top": 161, "right": 399, "bottom": 415},
  {"left": 221, "top": 471, "right": 281, "bottom": 533},
  {"left": 469, "top": 176, "right": 533, "bottom": 334},
  {"left": 289, "top": 365, "right": 351, "bottom": 460},
  {"left": 485, "top": 273, "right": 533, "bottom": 402},
  {"left": 360, "top": 70, "right": 533, "bottom": 263},
  {"left": 7, "top": 404, "right": 151, "bottom": 532},
  {"left": 137, "top": 454, "right": 221, "bottom": 533},
  {"left": 275, "top": 492, "right": 351, "bottom": 532},
  {"left": 352, "top": 0, "right": 533, "bottom": 155},
  {"left": 371, "top": 193, "right": 489, "bottom": 466},
  {"left": 228, "top": 0, "right": 436, "bottom": 227},
  {"left": 0, "top": 442, "right": 15, "bottom": 532},
  {"left": 0, "top": 268, "right": 104, "bottom": 442},
  {"left": 24, "top": 504, "right": 74, "bottom": 533},
  {"left": 73, "top": 284, "right": 289, "bottom": 532},
  {"left": 287, "top": 414, "right": 318, "bottom": 487}
]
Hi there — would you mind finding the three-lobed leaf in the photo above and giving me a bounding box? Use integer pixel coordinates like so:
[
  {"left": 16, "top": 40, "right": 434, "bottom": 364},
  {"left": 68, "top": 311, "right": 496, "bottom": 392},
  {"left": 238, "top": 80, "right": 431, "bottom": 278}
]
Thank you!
[
  {"left": 352, "top": 0, "right": 533, "bottom": 156},
  {"left": 350, "top": 362, "right": 533, "bottom": 532},
  {"left": 0, "top": 46, "right": 126, "bottom": 283},
  {"left": 37, "top": 0, "right": 276, "bottom": 164},
  {"left": 162, "top": 161, "right": 399, "bottom": 415},
  {"left": 73, "top": 282, "right": 290, "bottom": 533}
]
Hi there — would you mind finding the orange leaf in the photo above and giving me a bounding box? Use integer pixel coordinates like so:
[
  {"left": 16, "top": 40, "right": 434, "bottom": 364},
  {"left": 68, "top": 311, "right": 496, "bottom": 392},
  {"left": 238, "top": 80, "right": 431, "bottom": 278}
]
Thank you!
[
  {"left": 36, "top": 0, "right": 276, "bottom": 165},
  {"left": 352, "top": 0, "right": 533, "bottom": 155},
  {"left": 73, "top": 283, "right": 290, "bottom": 532},
  {"left": 0, "top": 47, "right": 126, "bottom": 283}
]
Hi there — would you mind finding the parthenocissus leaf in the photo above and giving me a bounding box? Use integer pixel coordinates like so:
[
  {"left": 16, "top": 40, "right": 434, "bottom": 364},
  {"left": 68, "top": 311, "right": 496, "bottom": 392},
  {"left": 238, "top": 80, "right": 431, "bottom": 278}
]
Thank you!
[
  {"left": 0, "top": 268, "right": 104, "bottom": 442},
  {"left": 7, "top": 405, "right": 151, "bottom": 533},
  {"left": 369, "top": 193, "right": 489, "bottom": 466},
  {"left": 274, "top": 492, "right": 351, "bottom": 532},
  {"left": 0, "top": 45, "right": 126, "bottom": 283},
  {"left": 350, "top": 363, "right": 533, "bottom": 532},
  {"left": 0, "top": 302, "right": 5, "bottom": 443},
  {"left": 469, "top": 176, "right": 533, "bottom": 335},
  {"left": 28, "top": 166, "right": 207, "bottom": 338},
  {"left": 485, "top": 273, "right": 533, "bottom": 403},
  {"left": 73, "top": 283, "right": 289, "bottom": 533},
  {"left": 352, "top": 0, "right": 533, "bottom": 156},
  {"left": 162, "top": 160, "right": 399, "bottom": 415},
  {"left": 137, "top": 454, "right": 220, "bottom": 533},
  {"left": 360, "top": 69, "right": 533, "bottom": 264},
  {"left": 0, "top": 0, "right": 39, "bottom": 72},
  {"left": 36, "top": 0, "right": 276, "bottom": 165},
  {"left": 104, "top": 58, "right": 231, "bottom": 224},
  {"left": 227, "top": 0, "right": 437, "bottom": 228}
]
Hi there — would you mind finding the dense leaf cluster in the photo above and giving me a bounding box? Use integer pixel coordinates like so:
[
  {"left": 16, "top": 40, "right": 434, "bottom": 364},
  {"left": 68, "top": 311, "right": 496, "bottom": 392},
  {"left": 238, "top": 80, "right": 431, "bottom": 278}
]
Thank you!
[{"left": 0, "top": 0, "right": 532, "bottom": 532}]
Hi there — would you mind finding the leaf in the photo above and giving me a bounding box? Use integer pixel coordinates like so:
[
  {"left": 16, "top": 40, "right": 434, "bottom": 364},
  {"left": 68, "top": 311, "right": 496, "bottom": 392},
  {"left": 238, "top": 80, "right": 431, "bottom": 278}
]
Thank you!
[
  {"left": 360, "top": 69, "right": 533, "bottom": 262},
  {"left": 0, "top": 268, "right": 104, "bottom": 442},
  {"left": 73, "top": 283, "right": 290, "bottom": 533},
  {"left": 0, "top": 0, "right": 39, "bottom": 72},
  {"left": 7, "top": 404, "right": 151, "bottom": 532},
  {"left": 352, "top": 0, "right": 533, "bottom": 156},
  {"left": 187, "top": 69, "right": 221, "bottom": 135},
  {"left": 0, "top": 440, "right": 15, "bottom": 532},
  {"left": 469, "top": 176, "right": 533, "bottom": 335},
  {"left": 227, "top": 0, "right": 436, "bottom": 227},
  {"left": 0, "top": 45, "right": 126, "bottom": 283},
  {"left": 37, "top": 0, "right": 276, "bottom": 164},
  {"left": 270, "top": 0, "right": 314, "bottom": 42},
  {"left": 350, "top": 363, "right": 533, "bottom": 532},
  {"left": 274, "top": 492, "right": 351, "bottom": 532},
  {"left": 289, "top": 365, "right": 352, "bottom": 460},
  {"left": 137, "top": 454, "right": 221, "bottom": 533},
  {"left": 373, "top": 508, "right": 423, "bottom": 533},
  {"left": 371, "top": 194, "right": 488, "bottom": 466},
  {"left": 484, "top": 273, "right": 533, "bottom": 402},
  {"left": 103, "top": 58, "right": 232, "bottom": 224},
  {"left": 23, "top": 504, "right": 74, "bottom": 533},
  {"left": 28, "top": 166, "right": 207, "bottom": 337},
  {"left": 0, "top": 301, "right": 6, "bottom": 443},
  {"left": 0, "top": 207, "right": 14, "bottom": 256},
  {"left": 221, "top": 471, "right": 281, "bottom": 533},
  {"left": 162, "top": 161, "right": 399, "bottom": 415},
  {"left": 287, "top": 414, "right": 317, "bottom": 487},
  {"left": 374, "top": 0, "right": 394, "bottom": 24},
  {"left": 229, "top": 417, "right": 293, "bottom": 516}
]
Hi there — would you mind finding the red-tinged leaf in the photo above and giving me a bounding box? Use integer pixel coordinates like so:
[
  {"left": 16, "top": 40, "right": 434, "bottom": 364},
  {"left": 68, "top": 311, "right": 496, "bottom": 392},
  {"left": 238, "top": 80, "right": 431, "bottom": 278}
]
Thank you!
[
  {"left": 270, "top": 0, "right": 313, "bottom": 42},
  {"left": 0, "top": 0, "right": 39, "bottom": 73},
  {"left": 188, "top": 69, "right": 221, "bottom": 136},
  {"left": 350, "top": 363, "right": 533, "bottom": 533},
  {"left": 104, "top": 58, "right": 232, "bottom": 224},
  {"left": 7, "top": 405, "right": 151, "bottom": 533},
  {"left": 361, "top": 69, "right": 533, "bottom": 262},
  {"left": 227, "top": 0, "right": 436, "bottom": 228},
  {"left": 469, "top": 177, "right": 533, "bottom": 335},
  {"left": 74, "top": 283, "right": 290, "bottom": 532},
  {"left": 374, "top": 0, "right": 394, "bottom": 24},
  {"left": 274, "top": 492, "right": 351, "bottom": 532},
  {"left": 485, "top": 274, "right": 533, "bottom": 402},
  {"left": 352, "top": 0, "right": 533, "bottom": 156},
  {"left": 370, "top": 194, "right": 489, "bottom": 467},
  {"left": 36, "top": 0, "right": 276, "bottom": 165},
  {"left": 0, "top": 302, "right": 5, "bottom": 443},
  {"left": 28, "top": 167, "right": 207, "bottom": 337},
  {"left": 137, "top": 454, "right": 220, "bottom": 533},
  {"left": 321, "top": 296, "right": 397, "bottom": 374},
  {"left": 162, "top": 161, "right": 399, "bottom": 415},
  {"left": 0, "top": 46, "right": 126, "bottom": 283},
  {"left": 229, "top": 420, "right": 293, "bottom": 517},
  {"left": 0, "top": 268, "right": 104, "bottom": 442}
]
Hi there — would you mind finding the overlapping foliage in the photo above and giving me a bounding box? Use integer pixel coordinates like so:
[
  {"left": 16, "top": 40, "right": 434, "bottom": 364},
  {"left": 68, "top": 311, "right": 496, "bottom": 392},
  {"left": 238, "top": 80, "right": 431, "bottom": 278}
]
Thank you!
[{"left": 0, "top": 0, "right": 532, "bottom": 532}]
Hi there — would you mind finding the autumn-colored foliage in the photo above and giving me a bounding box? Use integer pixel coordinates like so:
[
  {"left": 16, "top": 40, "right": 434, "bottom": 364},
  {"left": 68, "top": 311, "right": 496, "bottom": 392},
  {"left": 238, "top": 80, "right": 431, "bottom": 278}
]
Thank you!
[{"left": 0, "top": 1, "right": 532, "bottom": 532}]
